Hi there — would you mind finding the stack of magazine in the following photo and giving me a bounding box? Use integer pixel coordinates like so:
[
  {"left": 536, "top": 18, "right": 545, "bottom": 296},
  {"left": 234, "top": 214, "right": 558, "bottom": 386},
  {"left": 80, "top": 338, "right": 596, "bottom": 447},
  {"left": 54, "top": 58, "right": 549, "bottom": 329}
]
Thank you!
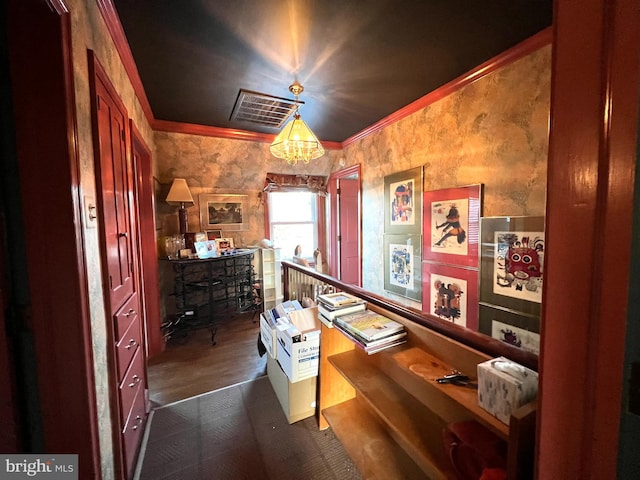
[
  {"left": 333, "top": 309, "right": 407, "bottom": 355},
  {"left": 317, "top": 292, "right": 366, "bottom": 324}
]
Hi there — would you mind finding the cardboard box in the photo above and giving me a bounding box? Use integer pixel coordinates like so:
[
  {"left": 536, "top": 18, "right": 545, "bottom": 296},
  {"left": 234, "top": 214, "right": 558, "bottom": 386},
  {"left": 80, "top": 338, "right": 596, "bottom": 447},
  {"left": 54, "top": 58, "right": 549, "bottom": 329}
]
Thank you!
[
  {"left": 276, "top": 307, "right": 321, "bottom": 383},
  {"left": 267, "top": 353, "right": 317, "bottom": 424},
  {"left": 477, "top": 356, "right": 538, "bottom": 424},
  {"left": 259, "top": 311, "right": 281, "bottom": 359}
]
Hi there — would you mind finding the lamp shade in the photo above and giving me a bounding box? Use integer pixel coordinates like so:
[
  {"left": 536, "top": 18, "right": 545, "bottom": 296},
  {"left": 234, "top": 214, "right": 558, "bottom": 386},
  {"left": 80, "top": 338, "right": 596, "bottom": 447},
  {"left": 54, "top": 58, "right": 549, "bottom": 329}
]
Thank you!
[
  {"left": 166, "top": 178, "right": 194, "bottom": 205},
  {"left": 270, "top": 113, "right": 325, "bottom": 166}
]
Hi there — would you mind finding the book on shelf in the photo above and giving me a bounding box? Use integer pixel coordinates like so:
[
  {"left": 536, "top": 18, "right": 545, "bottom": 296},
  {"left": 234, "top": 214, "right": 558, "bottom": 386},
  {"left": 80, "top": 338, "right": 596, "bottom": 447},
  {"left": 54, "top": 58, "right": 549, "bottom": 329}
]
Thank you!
[
  {"left": 333, "top": 321, "right": 407, "bottom": 354},
  {"left": 317, "top": 301, "right": 366, "bottom": 321},
  {"left": 316, "top": 291, "right": 363, "bottom": 308},
  {"left": 333, "top": 309, "right": 405, "bottom": 342}
]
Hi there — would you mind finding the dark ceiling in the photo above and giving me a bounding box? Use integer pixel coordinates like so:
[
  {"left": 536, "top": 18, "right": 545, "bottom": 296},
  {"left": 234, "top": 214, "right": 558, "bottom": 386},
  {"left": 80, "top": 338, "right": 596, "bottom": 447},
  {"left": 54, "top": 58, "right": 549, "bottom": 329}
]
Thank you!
[{"left": 113, "top": 1, "right": 552, "bottom": 144}]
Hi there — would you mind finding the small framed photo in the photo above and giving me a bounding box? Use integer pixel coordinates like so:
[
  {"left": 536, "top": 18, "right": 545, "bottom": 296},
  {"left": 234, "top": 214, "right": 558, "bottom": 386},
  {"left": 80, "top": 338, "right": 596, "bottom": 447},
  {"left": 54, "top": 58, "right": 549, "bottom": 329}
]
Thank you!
[
  {"left": 422, "top": 262, "right": 479, "bottom": 330},
  {"left": 199, "top": 194, "right": 247, "bottom": 231},
  {"left": 383, "top": 234, "right": 422, "bottom": 301},
  {"left": 423, "top": 184, "right": 483, "bottom": 267},
  {"left": 480, "top": 216, "right": 545, "bottom": 316},
  {"left": 214, "top": 237, "right": 234, "bottom": 252},
  {"left": 479, "top": 303, "right": 540, "bottom": 355},
  {"left": 194, "top": 240, "right": 218, "bottom": 259},
  {"left": 384, "top": 166, "right": 423, "bottom": 235}
]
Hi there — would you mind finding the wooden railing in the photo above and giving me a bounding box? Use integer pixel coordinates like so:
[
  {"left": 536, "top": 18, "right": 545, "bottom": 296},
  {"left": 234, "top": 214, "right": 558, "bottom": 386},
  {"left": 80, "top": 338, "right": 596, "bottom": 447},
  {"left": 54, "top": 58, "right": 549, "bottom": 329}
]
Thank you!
[{"left": 282, "top": 260, "right": 538, "bottom": 372}]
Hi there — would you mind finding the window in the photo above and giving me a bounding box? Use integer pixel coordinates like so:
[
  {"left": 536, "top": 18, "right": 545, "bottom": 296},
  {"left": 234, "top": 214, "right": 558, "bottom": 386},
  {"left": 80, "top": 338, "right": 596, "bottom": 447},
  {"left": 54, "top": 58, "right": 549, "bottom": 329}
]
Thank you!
[{"left": 268, "top": 191, "right": 318, "bottom": 260}]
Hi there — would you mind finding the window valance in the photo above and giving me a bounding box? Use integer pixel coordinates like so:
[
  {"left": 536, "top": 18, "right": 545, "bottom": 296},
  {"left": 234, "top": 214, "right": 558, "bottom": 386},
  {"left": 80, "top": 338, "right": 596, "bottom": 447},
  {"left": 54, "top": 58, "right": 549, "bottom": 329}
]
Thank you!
[{"left": 264, "top": 173, "right": 327, "bottom": 196}]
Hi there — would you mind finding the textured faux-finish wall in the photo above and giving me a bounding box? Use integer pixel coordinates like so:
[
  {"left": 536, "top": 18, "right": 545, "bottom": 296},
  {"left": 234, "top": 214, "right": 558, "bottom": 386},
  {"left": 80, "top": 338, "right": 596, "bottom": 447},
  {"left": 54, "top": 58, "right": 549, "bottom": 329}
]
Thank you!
[
  {"left": 154, "top": 132, "right": 340, "bottom": 246},
  {"left": 344, "top": 45, "right": 551, "bottom": 308},
  {"left": 67, "top": 0, "right": 155, "bottom": 477}
]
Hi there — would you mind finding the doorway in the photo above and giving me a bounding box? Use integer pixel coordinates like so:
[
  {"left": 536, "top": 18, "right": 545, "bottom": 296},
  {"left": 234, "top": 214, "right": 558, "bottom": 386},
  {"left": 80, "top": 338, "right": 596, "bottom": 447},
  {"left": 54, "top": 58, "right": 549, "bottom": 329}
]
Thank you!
[{"left": 328, "top": 165, "right": 362, "bottom": 285}]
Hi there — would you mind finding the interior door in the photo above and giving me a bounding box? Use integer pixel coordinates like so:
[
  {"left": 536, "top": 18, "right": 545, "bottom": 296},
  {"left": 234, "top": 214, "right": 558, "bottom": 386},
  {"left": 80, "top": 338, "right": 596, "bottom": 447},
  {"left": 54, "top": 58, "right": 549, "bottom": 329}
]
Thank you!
[{"left": 338, "top": 178, "right": 361, "bottom": 285}]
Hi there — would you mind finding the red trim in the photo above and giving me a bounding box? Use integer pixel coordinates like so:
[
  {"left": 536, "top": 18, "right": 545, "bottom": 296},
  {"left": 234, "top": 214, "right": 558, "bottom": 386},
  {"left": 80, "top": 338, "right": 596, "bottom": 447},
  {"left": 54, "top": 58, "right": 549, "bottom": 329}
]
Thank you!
[
  {"left": 327, "top": 164, "right": 362, "bottom": 282},
  {"left": 8, "top": 1, "right": 100, "bottom": 476},
  {"left": 131, "top": 121, "right": 164, "bottom": 357},
  {"left": 99, "top": 0, "right": 549, "bottom": 148},
  {"left": 153, "top": 119, "right": 342, "bottom": 149},
  {"left": 342, "top": 27, "right": 553, "bottom": 147},
  {"left": 538, "top": 0, "right": 639, "bottom": 477},
  {"left": 96, "top": 0, "right": 155, "bottom": 123}
]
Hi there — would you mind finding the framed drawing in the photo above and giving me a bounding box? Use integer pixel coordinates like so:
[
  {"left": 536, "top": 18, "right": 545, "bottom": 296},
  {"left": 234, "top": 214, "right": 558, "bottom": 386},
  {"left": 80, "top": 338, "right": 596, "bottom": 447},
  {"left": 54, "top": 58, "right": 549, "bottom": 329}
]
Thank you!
[
  {"left": 479, "top": 216, "right": 545, "bottom": 316},
  {"left": 423, "top": 184, "right": 483, "bottom": 267},
  {"left": 479, "top": 303, "right": 540, "bottom": 355},
  {"left": 383, "top": 234, "right": 422, "bottom": 301},
  {"left": 383, "top": 166, "right": 423, "bottom": 235},
  {"left": 422, "top": 262, "right": 479, "bottom": 330},
  {"left": 199, "top": 194, "right": 247, "bottom": 231}
]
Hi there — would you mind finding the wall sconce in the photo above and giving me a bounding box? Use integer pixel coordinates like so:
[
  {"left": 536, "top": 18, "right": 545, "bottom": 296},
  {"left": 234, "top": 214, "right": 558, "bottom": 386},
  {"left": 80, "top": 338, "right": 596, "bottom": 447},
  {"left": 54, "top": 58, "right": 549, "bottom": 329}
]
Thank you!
[{"left": 166, "top": 178, "right": 194, "bottom": 234}]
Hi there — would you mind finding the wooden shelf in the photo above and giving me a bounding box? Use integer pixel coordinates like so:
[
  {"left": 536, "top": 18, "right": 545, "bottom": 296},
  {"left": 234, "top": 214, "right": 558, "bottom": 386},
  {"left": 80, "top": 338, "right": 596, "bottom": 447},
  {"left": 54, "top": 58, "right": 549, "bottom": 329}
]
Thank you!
[
  {"left": 379, "top": 346, "right": 510, "bottom": 439},
  {"left": 329, "top": 349, "right": 456, "bottom": 479},
  {"left": 322, "top": 398, "right": 432, "bottom": 480}
]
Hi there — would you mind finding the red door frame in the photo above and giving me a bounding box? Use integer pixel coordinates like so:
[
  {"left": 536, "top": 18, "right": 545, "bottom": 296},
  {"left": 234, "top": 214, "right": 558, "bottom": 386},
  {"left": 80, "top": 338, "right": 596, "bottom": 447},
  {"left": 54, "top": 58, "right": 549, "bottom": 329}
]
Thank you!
[
  {"left": 7, "top": 0, "right": 101, "bottom": 477},
  {"left": 327, "top": 164, "right": 361, "bottom": 280},
  {"left": 131, "top": 122, "right": 163, "bottom": 357},
  {"left": 538, "top": 0, "right": 639, "bottom": 477}
]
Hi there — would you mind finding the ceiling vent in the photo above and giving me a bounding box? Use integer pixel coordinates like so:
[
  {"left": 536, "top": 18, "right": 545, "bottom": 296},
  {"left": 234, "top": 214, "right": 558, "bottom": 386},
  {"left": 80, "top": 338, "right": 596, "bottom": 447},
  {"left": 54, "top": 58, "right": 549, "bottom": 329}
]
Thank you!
[{"left": 230, "top": 89, "right": 303, "bottom": 129}]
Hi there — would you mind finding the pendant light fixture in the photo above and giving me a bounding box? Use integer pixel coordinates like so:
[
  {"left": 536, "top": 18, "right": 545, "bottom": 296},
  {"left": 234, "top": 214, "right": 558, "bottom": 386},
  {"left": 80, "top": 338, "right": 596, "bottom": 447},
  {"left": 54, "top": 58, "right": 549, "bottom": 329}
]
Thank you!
[{"left": 270, "top": 81, "right": 325, "bottom": 165}]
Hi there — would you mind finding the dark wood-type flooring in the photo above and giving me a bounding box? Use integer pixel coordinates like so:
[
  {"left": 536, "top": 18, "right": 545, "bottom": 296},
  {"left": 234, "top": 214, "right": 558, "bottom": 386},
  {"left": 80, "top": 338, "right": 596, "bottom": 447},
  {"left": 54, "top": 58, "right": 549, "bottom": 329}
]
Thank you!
[
  {"left": 147, "top": 312, "right": 267, "bottom": 407},
  {"left": 140, "top": 313, "right": 362, "bottom": 479}
]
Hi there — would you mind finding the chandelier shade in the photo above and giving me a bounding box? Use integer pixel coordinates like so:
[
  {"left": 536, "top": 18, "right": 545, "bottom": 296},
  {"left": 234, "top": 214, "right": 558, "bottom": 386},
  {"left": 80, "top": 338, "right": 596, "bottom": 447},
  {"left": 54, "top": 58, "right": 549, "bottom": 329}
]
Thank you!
[{"left": 270, "top": 81, "right": 325, "bottom": 165}]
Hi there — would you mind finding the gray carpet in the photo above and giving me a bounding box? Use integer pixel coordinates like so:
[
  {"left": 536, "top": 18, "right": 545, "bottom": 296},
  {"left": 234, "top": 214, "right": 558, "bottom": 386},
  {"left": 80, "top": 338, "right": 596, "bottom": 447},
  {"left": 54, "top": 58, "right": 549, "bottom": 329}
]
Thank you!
[{"left": 134, "top": 376, "right": 362, "bottom": 479}]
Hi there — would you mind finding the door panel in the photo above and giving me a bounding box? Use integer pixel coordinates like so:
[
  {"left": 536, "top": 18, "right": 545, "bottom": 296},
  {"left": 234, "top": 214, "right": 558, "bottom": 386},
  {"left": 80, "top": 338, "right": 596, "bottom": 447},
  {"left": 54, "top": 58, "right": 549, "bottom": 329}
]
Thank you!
[
  {"left": 96, "top": 79, "right": 134, "bottom": 311},
  {"left": 338, "top": 178, "right": 361, "bottom": 285}
]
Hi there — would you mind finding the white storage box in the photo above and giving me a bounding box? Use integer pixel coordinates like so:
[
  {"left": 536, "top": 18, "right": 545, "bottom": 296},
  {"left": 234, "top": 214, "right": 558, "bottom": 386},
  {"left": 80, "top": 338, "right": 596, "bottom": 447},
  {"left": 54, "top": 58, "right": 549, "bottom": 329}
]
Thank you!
[
  {"left": 259, "top": 311, "right": 282, "bottom": 359},
  {"left": 267, "top": 353, "right": 317, "bottom": 424},
  {"left": 276, "top": 307, "right": 321, "bottom": 383},
  {"left": 477, "top": 356, "right": 538, "bottom": 424}
]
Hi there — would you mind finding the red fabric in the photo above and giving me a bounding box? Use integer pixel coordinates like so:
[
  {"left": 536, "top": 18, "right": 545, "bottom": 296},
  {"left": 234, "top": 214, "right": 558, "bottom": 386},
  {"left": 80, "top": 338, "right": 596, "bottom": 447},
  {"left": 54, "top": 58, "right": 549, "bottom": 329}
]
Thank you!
[{"left": 442, "top": 421, "right": 507, "bottom": 480}]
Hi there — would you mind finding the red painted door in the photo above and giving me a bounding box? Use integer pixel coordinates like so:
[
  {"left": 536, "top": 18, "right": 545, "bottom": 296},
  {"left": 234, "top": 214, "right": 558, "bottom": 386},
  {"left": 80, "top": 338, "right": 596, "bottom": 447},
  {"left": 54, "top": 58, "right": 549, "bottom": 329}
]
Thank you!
[
  {"left": 95, "top": 78, "right": 135, "bottom": 311},
  {"left": 338, "top": 178, "right": 361, "bottom": 285}
]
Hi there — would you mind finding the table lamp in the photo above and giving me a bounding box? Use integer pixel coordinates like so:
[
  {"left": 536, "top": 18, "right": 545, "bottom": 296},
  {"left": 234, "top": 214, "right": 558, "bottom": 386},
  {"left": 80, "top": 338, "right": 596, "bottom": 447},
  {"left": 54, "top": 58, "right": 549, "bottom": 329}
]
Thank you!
[{"left": 166, "top": 178, "right": 194, "bottom": 234}]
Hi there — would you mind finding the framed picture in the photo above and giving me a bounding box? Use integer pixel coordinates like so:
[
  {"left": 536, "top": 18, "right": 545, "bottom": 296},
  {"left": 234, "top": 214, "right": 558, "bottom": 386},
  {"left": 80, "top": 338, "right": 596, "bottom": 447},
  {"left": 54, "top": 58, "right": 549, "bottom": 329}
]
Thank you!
[
  {"left": 480, "top": 216, "right": 545, "bottom": 316},
  {"left": 194, "top": 240, "right": 218, "bottom": 259},
  {"left": 214, "top": 237, "right": 235, "bottom": 252},
  {"left": 422, "top": 184, "right": 483, "bottom": 267},
  {"left": 199, "top": 194, "right": 247, "bottom": 231},
  {"left": 422, "top": 262, "right": 479, "bottom": 330},
  {"left": 383, "top": 166, "right": 423, "bottom": 235},
  {"left": 383, "top": 234, "right": 422, "bottom": 301},
  {"left": 479, "top": 303, "right": 540, "bottom": 355}
]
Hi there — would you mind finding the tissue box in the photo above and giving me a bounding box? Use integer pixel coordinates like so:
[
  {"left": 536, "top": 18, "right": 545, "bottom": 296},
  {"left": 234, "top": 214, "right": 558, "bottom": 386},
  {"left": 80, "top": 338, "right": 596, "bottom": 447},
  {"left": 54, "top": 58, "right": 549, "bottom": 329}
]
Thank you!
[{"left": 477, "top": 356, "right": 538, "bottom": 424}]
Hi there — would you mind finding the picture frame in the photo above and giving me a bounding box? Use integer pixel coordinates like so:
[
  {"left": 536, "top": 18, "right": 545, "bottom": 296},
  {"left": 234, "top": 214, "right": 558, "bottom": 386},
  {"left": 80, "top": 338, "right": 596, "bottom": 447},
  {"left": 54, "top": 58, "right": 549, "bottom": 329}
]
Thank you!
[
  {"left": 383, "top": 233, "right": 422, "bottom": 301},
  {"left": 214, "top": 237, "right": 235, "bottom": 252},
  {"left": 422, "top": 262, "right": 479, "bottom": 330},
  {"left": 383, "top": 166, "right": 423, "bottom": 235},
  {"left": 479, "top": 216, "right": 545, "bottom": 317},
  {"left": 422, "top": 184, "right": 483, "bottom": 267},
  {"left": 479, "top": 303, "right": 540, "bottom": 355},
  {"left": 199, "top": 194, "right": 247, "bottom": 231}
]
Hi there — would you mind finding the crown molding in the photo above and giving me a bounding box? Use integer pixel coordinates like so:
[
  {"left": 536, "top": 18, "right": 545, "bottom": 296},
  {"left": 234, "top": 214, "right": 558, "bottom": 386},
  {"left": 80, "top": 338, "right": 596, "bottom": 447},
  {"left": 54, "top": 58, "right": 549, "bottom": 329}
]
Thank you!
[
  {"left": 96, "top": 0, "right": 155, "bottom": 123},
  {"left": 98, "top": 1, "right": 551, "bottom": 150},
  {"left": 342, "top": 27, "right": 553, "bottom": 148}
]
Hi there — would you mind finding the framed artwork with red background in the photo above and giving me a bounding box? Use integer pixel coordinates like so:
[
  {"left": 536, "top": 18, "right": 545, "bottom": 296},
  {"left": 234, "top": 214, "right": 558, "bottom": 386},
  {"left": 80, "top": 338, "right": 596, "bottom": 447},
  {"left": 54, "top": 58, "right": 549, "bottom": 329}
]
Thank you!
[
  {"left": 423, "top": 184, "right": 483, "bottom": 268},
  {"left": 422, "top": 262, "right": 479, "bottom": 330}
]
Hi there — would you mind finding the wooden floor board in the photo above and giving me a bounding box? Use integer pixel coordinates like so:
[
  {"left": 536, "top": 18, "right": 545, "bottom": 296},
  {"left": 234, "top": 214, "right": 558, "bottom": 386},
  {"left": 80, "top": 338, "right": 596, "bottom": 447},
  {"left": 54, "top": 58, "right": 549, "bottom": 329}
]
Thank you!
[{"left": 147, "top": 312, "right": 267, "bottom": 406}]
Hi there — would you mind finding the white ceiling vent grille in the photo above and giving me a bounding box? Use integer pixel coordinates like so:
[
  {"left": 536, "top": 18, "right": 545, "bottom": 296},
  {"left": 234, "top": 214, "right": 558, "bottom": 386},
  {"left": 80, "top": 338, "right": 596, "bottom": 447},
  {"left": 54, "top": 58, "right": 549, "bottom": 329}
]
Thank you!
[{"left": 230, "top": 89, "right": 303, "bottom": 129}]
